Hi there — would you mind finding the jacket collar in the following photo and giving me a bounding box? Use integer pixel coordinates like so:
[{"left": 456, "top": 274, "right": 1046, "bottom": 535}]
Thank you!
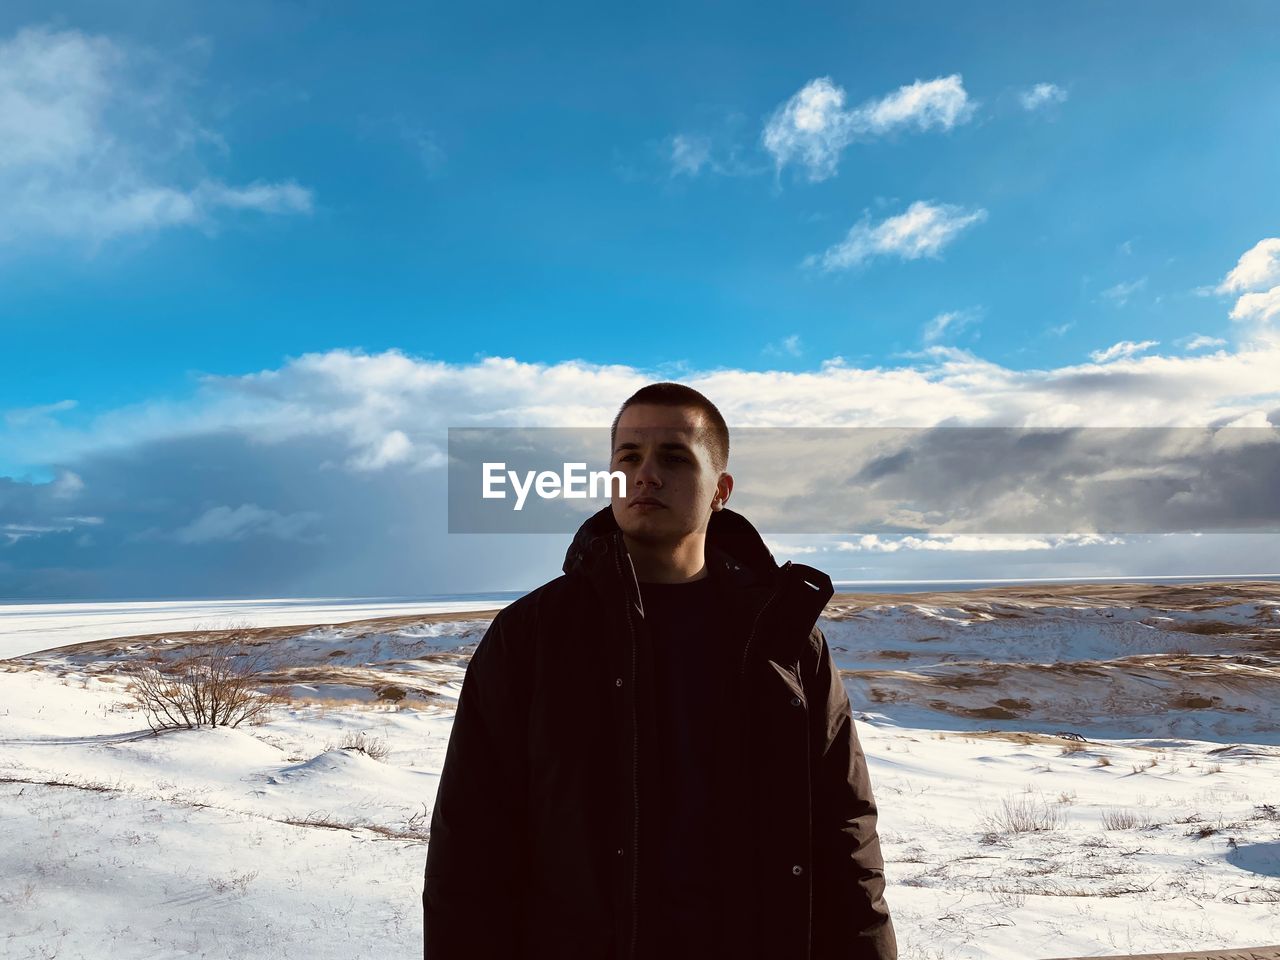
[
  {"left": 561, "top": 505, "right": 834, "bottom": 634},
  {"left": 562, "top": 505, "right": 773, "bottom": 585}
]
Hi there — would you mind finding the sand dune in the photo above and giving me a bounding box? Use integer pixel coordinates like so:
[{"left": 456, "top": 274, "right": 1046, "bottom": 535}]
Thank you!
[{"left": 3, "top": 580, "right": 1279, "bottom": 958}]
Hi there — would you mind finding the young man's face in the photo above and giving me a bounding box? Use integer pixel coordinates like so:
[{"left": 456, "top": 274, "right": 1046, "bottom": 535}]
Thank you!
[{"left": 610, "top": 402, "right": 730, "bottom": 547}]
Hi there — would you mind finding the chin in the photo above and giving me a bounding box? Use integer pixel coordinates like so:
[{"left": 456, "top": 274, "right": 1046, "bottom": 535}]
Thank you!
[{"left": 623, "top": 517, "right": 696, "bottom": 547}]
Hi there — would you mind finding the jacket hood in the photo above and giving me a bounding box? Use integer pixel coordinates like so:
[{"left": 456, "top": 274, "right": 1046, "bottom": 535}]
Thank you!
[
  {"left": 561, "top": 504, "right": 783, "bottom": 587},
  {"left": 561, "top": 503, "right": 836, "bottom": 663}
]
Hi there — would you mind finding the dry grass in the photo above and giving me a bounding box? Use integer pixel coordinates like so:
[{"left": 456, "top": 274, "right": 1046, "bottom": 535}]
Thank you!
[
  {"left": 280, "top": 807, "right": 430, "bottom": 841},
  {"left": 208, "top": 870, "right": 259, "bottom": 895},
  {"left": 0, "top": 774, "right": 120, "bottom": 793},
  {"left": 980, "top": 792, "right": 1063, "bottom": 834},
  {"left": 1102, "top": 807, "right": 1154, "bottom": 830},
  {"left": 988, "top": 880, "right": 1155, "bottom": 898}
]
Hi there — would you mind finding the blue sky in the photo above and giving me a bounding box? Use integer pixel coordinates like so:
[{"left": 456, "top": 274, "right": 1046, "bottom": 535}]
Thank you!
[{"left": 2, "top": 2, "right": 1280, "bottom": 598}]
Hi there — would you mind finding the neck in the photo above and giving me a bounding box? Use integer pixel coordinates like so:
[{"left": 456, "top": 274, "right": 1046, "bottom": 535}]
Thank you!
[{"left": 623, "top": 531, "right": 708, "bottom": 583}]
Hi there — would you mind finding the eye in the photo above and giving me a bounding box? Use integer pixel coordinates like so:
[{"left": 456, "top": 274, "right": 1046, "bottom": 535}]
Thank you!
[{"left": 666, "top": 455, "right": 688, "bottom": 463}]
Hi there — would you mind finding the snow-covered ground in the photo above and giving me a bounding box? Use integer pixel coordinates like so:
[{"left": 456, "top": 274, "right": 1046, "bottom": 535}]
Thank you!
[
  {"left": 0, "top": 596, "right": 516, "bottom": 660},
  {"left": 2, "top": 581, "right": 1279, "bottom": 959}
]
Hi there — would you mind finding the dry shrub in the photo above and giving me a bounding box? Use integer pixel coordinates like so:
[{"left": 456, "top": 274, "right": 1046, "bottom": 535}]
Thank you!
[
  {"left": 1094, "top": 756, "right": 1111, "bottom": 767},
  {"left": 339, "top": 731, "right": 390, "bottom": 760},
  {"left": 404, "top": 803, "right": 432, "bottom": 840},
  {"left": 208, "top": 870, "right": 259, "bottom": 894},
  {"left": 981, "top": 792, "right": 1063, "bottom": 834},
  {"left": 126, "top": 639, "right": 286, "bottom": 731},
  {"left": 1102, "top": 807, "right": 1153, "bottom": 830}
]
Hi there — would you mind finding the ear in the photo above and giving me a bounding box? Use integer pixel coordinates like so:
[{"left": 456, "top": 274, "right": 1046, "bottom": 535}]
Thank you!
[{"left": 713, "top": 472, "right": 733, "bottom": 510}]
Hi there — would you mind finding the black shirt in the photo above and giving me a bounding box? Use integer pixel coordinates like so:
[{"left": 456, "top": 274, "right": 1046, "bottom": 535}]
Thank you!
[{"left": 636, "top": 574, "right": 737, "bottom": 959}]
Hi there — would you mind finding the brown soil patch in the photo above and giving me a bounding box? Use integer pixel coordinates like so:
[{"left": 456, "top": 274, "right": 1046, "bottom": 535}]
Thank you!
[
  {"left": 1169, "top": 693, "right": 1221, "bottom": 709},
  {"left": 935, "top": 730, "right": 1104, "bottom": 749},
  {"left": 962, "top": 705, "right": 1020, "bottom": 720}
]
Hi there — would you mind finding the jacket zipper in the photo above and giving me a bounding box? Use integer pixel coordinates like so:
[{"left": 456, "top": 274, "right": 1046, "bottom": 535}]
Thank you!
[
  {"left": 616, "top": 547, "right": 788, "bottom": 958},
  {"left": 739, "top": 560, "right": 790, "bottom": 682},
  {"left": 614, "top": 537, "right": 642, "bottom": 960}
]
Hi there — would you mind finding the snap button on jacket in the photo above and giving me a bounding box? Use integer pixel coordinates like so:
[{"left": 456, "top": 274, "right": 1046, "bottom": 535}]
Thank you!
[{"left": 423, "top": 505, "right": 897, "bottom": 959}]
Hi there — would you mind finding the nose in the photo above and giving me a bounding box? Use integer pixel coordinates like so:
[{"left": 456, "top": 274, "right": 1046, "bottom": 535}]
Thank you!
[{"left": 633, "top": 452, "right": 662, "bottom": 489}]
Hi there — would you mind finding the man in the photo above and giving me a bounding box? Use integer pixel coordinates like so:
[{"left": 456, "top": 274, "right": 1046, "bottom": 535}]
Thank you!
[{"left": 424, "top": 382, "right": 896, "bottom": 959}]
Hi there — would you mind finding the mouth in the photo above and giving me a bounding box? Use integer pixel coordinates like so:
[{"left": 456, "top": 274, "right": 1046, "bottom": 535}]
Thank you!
[{"left": 630, "top": 497, "right": 665, "bottom": 509}]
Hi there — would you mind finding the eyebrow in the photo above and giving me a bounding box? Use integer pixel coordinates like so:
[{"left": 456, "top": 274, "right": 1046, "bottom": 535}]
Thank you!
[{"left": 614, "top": 440, "right": 696, "bottom": 456}]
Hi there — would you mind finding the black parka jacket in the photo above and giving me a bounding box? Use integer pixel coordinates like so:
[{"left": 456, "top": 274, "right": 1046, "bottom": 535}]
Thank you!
[{"left": 423, "top": 506, "right": 897, "bottom": 960}]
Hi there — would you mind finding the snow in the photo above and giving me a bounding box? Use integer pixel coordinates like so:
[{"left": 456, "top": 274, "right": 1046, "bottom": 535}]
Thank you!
[
  {"left": 2, "top": 582, "right": 1279, "bottom": 958},
  {"left": 0, "top": 596, "right": 514, "bottom": 660}
]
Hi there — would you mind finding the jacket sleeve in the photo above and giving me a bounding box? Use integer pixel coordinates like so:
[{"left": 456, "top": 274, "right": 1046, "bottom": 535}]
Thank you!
[
  {"left": 423, "top": 607, "right": 531, "bottom": 959},
  {"left": 807, "top": 624, "right": 897, "bottom": 960}
]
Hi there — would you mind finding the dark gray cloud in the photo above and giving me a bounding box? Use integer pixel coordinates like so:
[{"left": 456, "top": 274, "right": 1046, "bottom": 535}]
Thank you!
[
  {"left": 3, "top": 347, "right": 1280, "bottom": 600},
  {"left": 0, "top": 431, "right": 562, "bottom": 600}
]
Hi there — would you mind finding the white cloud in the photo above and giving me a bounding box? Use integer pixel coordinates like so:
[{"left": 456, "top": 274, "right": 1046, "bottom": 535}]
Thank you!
[
  {"left": 1019, "top": 83, "right": 1068, "bottom": 111},
  {"left": 762, "top": 74, "right": 973, "bottom": 181},
  {"left": 923, "top": 309, "right": 980, "bottom": 345},
  {"left": 1100, "top": 277, "right": 1147, "bottom": 306},
  {"left": 3, "top": 399, "right": 76, "bottom": 427},
  {"left": 833, "top": 533, "right": 1123, "bottom": 553},
  {"left": 1213, "top": 239, "right": 1280, "bottom": 348},
  {"left": 197, "top": 181, "right": 312, "bottom": 215},
  {"left": 1180, "top": 334, "right": 1227, "bottom": 351},
  {"left": 810, "top": 200, "right": 987, "bottom": 271},
  {"left": 348, "top": 429, "right": 415, "bottom": 471},
  {"left": 173, "top": 504, "right": 320, "bottom": 544},
  {"left": 1230, "top": 286, "right": 1280, "bottom": 327},
  {"left": 854, "top": 74, "right": 973, "bottom": 135},
  {"left": 2, "top": 512, "right": 99, "bottom": 545},
  {"left": 761, "top": 77, "right": 851, "bottom": 182},
  {"left": 764, "top": 540, "right": 821, "bottom": 555},
  {"left": 763, "top": 334, "right": 803, "bottom": 357},
  {"left": 4, "top": 326, "right": 1280, "bottom": 596},
  {"left": 1089, "top": 339, "right": 1159, "bottom": 363},
  {"left": 0, "top": 24, "right": 312, "bottom": 244},
  {"left": 50, "top": 470, "right": 84, "bottom": 499},
  {"left": 1217, "top": 238, "right": 1280, "bottom": 294},
  {"left": 7, "top": 329, "right": 1278, "bottom": 487},
  {"left": 669, "top": 134, "right": 712, "bottom": 177}
]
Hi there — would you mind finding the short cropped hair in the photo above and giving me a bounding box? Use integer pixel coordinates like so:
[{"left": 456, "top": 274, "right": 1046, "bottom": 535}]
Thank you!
[{"left": 610, "top": 382, "right": 730, "bottom": 474}]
